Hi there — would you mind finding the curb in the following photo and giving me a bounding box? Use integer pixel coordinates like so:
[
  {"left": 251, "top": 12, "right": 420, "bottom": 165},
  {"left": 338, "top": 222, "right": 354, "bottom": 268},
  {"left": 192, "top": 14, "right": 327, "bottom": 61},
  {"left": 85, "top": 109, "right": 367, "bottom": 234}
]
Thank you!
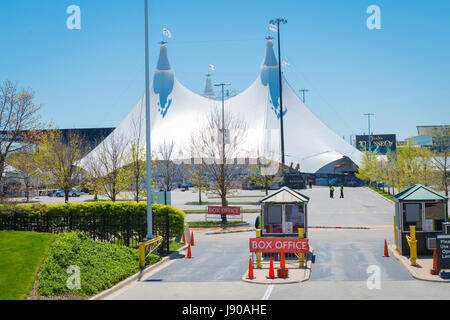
[
  {"left": 89, "top": 244, "right": 188, "bottom": 300},
  {"left": 205, "top": 229, "right": 256, "bottom": 235},
  {"left": 388, "top": 245, "right": 450, "bottom": 283},
  {"left": 365, "top": 187, "right": 394, "bottom": 204},
  {"left": 309, "top": 226, "right": 371, "bottom": 230}
]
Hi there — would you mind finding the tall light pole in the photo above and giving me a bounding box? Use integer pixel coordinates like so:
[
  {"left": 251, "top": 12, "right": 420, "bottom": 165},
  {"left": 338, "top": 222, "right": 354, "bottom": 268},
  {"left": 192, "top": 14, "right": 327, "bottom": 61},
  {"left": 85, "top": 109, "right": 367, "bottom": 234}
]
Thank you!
[
  {"left": 144, "top": 0, "right": 153, "bottom": 239},
  {"left": 364, "top": 113, "right": 375, "bottom": 152},
  {"left": 299, "top": 89, "right": 309, "bottom": 104},
  {"left": 270, "top": 18, "right": 287, "bottom": 172},
  {"left": 214, "top": 83, "right": 231, "bottom": 225}
]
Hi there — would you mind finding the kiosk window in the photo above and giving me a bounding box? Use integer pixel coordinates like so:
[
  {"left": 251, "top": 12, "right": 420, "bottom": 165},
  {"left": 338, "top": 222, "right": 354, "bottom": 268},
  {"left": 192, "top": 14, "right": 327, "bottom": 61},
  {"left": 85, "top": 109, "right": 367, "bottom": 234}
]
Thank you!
[
  {"left": 263, "top": 206, "right": 282, "bottom": 233},
  {"left": 285, "top": 205, "right": 304, "bottom": 233},
  {"left": 425, "top": 202, "right": 445, "bottom": 231},
  {"left": 403, "top": 203, "right": 422, "bottom": 231}
]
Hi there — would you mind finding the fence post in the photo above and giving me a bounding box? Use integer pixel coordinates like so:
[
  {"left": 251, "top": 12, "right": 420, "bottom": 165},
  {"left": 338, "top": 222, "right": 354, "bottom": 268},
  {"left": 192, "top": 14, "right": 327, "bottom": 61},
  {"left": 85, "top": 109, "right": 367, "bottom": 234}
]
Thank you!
[
  {"left": 13, "top": 212, "right": 17, "bottom": 231},
  {"left": 69, "top": 212, "right": 73, "bottom": 231},
  {"left": 166, "top": 208, "right": 170, "bottom": 253},
  {"left": 126, "top": 212, "right": 130, "bottom": 247}
]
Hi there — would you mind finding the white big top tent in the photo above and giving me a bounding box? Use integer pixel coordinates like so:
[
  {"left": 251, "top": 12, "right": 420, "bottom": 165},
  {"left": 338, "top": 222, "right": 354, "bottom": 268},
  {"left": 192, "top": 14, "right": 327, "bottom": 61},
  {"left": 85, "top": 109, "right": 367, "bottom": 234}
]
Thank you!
[{"left": 80, "top": 38, "right": 362, "bottom": 174}]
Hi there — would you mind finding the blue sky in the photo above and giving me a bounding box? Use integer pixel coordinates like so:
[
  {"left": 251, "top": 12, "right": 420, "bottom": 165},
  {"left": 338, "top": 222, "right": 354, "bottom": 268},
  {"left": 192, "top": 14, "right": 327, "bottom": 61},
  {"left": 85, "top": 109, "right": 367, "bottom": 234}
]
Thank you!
[{"left": 1, "top": 0, "right": 449, "bottom": 141}]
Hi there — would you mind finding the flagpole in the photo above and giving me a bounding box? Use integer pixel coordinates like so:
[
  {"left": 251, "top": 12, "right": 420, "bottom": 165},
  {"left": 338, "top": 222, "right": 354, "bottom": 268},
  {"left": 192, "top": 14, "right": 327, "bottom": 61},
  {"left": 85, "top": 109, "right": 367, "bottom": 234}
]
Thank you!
[
  {"left": 145, "top": 0, "right": 153, "bottom": 239},
  {"left": 270, "top": 18, "right": 287, "bottom": 173}
]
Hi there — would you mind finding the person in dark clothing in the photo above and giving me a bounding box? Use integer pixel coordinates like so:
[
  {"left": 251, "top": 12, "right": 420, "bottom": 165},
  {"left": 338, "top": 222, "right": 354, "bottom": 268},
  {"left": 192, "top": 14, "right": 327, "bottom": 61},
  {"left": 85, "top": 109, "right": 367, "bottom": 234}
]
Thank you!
[
  {"left": 255, "top": 214, "right": 262, "bottom": 229},
  {"left": 340, "top": 185, "right": 344, "bottom": 198},
  {"left": 329, "top": 185, "right": 334, "bottom": 198}
]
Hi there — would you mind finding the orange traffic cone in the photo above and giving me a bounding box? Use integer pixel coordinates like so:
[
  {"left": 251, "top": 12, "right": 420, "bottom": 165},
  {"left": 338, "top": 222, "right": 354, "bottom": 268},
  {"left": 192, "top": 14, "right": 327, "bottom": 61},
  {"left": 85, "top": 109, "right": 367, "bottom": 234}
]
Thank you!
[
  {"left": 280, "top": 248, "right": 286, "bottom": 269},
  {"left": 383, "top": 239, "right": 390, "bottom": 257},
  {"left": 190, "top": 231, "right": 195, "bottom": 246},
  {"left": 430, "top": 248, "right": 439, "bottom": 275},
  {"left": 186, "top": 243, "right": 192, "bottom": 259},
  {"left": 247, "top": 258, "right": 255, "bottom": 279},
  {"left": 181, "top": 231, "right": 186, "bottom": 243},
  {"left": 268, "top": 256, "right": 275, "bottom": 279}
]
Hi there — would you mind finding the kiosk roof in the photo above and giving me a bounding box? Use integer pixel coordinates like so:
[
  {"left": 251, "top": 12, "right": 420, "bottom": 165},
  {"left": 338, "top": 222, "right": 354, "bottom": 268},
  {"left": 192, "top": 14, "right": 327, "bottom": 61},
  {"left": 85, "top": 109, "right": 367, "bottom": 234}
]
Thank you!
[
  {"left": 259, "top": 186, "right": 310, "bottom": 204},
  {"left": 394, "top": 184, "right": 448, "bottom": 202}
]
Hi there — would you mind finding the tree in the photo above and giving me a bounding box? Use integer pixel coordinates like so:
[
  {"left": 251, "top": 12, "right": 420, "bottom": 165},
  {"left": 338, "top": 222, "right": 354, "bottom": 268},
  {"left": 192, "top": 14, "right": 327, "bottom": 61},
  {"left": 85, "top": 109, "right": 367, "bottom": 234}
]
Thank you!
[
  {"left": 432, "top": 126, "right": 449, "bottom": 196},
  {"left": 6, "top": 147, "right": 39, "bottom": 202},
  {"left": 245, "top": 157, "right": 283, "bottom": 195},
  {"left": 35, "top": 130, "right": 86, "bottom": 203},
  {"left": 0, "top": 80, "right": 42, "bottom": 191},
  {"left": 156, "top": 140, "right": 184, "bottom": 191},
  {"left": 95, "top": 132, "right": 128, "bottom": 202},
  {"left": 190, "top": 108, "right": 247, "bottom": 224},
  {"left": 187, "top": 160, "right": 209, "bottom": 204},
  {"left": 355, "top": 151, "right": 379, "bottom": 185}
]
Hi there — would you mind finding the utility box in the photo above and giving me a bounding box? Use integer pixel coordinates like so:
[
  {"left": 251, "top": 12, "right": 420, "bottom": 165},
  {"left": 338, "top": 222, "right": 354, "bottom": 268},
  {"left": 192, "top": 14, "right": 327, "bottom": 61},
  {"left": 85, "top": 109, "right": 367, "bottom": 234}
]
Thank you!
[
  {"left": 258, "top": 186, "right": 309, "bottom": 238},
  {"left": 394, "top": 184, "right": 448, "bottom": 256}
]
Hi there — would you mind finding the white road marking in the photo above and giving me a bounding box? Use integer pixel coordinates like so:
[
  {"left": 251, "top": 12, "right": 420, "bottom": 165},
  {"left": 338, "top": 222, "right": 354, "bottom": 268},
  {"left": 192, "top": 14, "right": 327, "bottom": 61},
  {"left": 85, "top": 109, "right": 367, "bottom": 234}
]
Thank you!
[{"left": 261, "top": 284, "right": 274, "bottom": 300}]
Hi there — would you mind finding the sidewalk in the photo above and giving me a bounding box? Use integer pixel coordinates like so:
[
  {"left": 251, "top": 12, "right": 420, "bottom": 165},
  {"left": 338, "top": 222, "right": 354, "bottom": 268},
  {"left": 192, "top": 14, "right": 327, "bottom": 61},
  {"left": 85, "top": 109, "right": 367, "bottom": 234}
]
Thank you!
[{"left": 389, "top": 245, "right": 450, "bottom": 283}]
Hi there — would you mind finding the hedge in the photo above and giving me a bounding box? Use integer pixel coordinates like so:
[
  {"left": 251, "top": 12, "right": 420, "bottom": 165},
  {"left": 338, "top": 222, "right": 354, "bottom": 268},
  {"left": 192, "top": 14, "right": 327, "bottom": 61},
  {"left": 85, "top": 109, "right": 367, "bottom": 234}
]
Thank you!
[
  {"left": 0, "top": 202, "right": 185, "bottom": 239},
  {"left": 37, "top": 231, "right": 161, "bottom": 297}
]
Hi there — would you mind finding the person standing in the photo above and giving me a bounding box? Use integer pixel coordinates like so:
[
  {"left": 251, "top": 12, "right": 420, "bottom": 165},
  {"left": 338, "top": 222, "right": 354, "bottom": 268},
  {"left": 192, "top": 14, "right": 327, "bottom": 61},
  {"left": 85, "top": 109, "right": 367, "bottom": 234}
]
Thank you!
[
  {"left": 330, "top": 185, "right": 334, "bottom": 198},
  {"left": 340, "top": 185, "right": 344, "bottom": 198}
]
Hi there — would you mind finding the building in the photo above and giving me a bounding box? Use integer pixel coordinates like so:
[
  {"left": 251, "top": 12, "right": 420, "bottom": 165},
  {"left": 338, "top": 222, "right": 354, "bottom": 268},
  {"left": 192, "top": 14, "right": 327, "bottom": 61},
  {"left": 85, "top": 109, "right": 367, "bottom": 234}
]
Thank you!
[{"left": 81, "top": 38, "right": 363, "bottom": 177}]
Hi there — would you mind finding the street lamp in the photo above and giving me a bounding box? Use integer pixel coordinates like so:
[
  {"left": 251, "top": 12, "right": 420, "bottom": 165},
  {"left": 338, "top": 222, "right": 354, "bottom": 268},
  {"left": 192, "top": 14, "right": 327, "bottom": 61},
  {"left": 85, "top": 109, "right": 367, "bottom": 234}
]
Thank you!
[
  {"left": 214, "top": 82, "right": 231, "bottom": 225},
  {"left": 144, "top": 0, "right": 153, "bottom": 239},
  {"left": 269, "top": 18, "right": 287, "bottom": 171}
]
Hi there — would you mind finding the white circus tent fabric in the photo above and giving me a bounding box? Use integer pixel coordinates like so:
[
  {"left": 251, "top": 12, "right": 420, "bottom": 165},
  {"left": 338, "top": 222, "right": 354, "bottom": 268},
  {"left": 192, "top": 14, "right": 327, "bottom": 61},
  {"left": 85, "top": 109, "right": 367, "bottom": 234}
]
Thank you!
[{"left": 81, "top": 38, "right": 362, "bottom": 173}]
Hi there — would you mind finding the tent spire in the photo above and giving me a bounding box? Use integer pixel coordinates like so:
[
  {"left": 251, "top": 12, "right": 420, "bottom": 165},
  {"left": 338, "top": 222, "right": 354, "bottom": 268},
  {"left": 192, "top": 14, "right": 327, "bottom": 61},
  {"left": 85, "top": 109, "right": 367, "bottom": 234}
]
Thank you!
[
  {"left": 203, "top": 74, "right": 216, "bottom": 99},
  {"left": 153, "top": 41, "right": 174, "bottom": 118}
]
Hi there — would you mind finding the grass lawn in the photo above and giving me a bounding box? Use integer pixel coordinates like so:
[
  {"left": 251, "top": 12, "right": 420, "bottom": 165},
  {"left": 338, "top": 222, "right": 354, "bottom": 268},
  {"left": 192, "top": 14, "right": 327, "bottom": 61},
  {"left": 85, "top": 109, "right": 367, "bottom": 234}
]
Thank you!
[
  {"left": 0, "top": 231, "right": 55, "bottom": 300},
  {"left": 369, "top": 186, "right": 394, "bottom": 201}
]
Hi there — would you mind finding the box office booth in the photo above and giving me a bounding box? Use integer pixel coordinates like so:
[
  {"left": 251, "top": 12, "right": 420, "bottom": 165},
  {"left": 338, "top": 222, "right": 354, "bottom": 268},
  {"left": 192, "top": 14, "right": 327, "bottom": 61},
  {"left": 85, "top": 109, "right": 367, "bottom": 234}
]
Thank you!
[
  {"left": 258, "top": 187, "right": 310, "bottom": 238},
  {"left": 394, "top": 184, "right": 449, "bottom": 256}
]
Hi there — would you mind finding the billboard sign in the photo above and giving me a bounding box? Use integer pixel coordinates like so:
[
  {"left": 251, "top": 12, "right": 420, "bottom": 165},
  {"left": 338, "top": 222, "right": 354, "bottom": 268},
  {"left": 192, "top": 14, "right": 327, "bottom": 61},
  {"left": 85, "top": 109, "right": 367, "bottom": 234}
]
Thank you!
[{"left": 355, "top": 134, "right": 396, "bottom": 154}]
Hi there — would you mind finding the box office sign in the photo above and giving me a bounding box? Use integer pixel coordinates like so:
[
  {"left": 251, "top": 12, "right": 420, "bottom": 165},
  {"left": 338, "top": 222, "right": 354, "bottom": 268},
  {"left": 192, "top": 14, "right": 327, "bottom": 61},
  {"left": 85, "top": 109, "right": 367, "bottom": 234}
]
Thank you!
[
  {"left": 249, "top": 238, "right": 309, "bottom": 253},
  {"left": 207, "top": 206, "right": 240, "bottom": 215},
  {"left": 437, "top": 235, "right": 450, "bottom": 270}
]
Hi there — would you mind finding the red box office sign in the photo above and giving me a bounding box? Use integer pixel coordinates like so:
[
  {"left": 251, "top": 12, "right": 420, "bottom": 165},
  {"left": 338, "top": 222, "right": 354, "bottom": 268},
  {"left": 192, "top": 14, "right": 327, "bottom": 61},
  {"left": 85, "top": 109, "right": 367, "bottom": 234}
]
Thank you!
[
  {"left": 249, "top": 238, "right": 309, "bottom": 253},
  {"left": 207, "top": 206, "right": 241, "bottom": 215}
]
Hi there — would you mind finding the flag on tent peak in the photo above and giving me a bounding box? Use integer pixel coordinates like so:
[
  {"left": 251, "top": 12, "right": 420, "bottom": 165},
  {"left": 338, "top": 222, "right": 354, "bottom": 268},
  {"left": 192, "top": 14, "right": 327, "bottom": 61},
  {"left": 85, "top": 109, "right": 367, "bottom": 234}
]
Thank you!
[
  {"left": 163, "top": 28, "right": 172, "bottom": 38},
  {"left": 269, "top": 24, "right": 278, "bottom": 32}
]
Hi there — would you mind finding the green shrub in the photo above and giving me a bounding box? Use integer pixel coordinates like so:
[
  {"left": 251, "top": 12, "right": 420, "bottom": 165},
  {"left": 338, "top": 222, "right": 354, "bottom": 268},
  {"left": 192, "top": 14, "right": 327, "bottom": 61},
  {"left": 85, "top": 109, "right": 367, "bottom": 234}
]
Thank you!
[{"left": 37, "top": 231, "right": 161, "bottom": 297}]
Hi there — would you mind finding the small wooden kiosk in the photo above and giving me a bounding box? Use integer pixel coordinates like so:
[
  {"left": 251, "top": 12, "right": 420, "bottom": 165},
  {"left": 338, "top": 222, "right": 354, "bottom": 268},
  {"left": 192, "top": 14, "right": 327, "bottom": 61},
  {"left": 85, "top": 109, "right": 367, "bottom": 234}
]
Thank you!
[
  {"left": 394, "top": 184, "right": 448, "bottom": 255},
  {"left": 258, "top": 186, "right": 310, "bottom": 238}
]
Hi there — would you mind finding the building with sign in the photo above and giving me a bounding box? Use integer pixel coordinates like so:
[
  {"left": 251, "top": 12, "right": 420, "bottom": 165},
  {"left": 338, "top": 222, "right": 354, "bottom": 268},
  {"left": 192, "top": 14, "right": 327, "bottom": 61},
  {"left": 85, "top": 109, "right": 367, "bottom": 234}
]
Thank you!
[{"left": 80, "top": 38, "right": 362, "bottom": 175}]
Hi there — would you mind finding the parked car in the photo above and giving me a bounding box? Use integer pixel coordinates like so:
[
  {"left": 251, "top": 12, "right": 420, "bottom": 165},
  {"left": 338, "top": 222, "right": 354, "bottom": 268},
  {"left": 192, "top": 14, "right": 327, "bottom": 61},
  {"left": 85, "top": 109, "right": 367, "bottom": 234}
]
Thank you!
[{"left": 55, "top": 190, "right": 82, "bottom": 197}]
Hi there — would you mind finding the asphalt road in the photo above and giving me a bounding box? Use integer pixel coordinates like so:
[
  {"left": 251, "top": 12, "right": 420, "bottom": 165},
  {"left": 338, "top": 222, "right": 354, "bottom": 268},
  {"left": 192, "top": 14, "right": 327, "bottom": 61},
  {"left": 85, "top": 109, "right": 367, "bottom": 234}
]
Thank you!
[{"left": 106, "top": 187, "right": 450, "bottom": 300}]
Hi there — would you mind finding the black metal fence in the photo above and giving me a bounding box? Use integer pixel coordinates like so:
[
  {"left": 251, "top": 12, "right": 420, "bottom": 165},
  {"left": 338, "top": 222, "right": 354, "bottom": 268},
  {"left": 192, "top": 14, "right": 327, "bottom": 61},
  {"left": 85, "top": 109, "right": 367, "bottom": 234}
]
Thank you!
[{"left": 0, "top": 212, "right": 171, "bottom": 254}]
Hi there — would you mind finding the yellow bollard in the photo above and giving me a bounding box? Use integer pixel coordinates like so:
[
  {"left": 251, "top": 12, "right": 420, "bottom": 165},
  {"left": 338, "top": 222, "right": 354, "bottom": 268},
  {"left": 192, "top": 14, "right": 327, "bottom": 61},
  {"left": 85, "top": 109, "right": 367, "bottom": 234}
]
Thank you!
[
  {"left": 139, "top": 242, "right": 146, "bottom": 268},
  {"left": 409, "top": 226, "right": 417, "bottom": 266},
  {"left": 256, "top": 229, "right": 262, "bottom": 268},
  {"left": 298, "top": 228, "right": 305, "bottom": 267}
]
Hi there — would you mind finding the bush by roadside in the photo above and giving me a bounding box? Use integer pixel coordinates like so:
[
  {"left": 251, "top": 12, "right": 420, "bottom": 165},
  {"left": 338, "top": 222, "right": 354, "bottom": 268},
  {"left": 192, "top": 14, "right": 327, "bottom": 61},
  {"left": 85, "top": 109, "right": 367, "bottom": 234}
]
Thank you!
[{"left": 37, "top": 231, "right": 161, "bottom": 298}]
